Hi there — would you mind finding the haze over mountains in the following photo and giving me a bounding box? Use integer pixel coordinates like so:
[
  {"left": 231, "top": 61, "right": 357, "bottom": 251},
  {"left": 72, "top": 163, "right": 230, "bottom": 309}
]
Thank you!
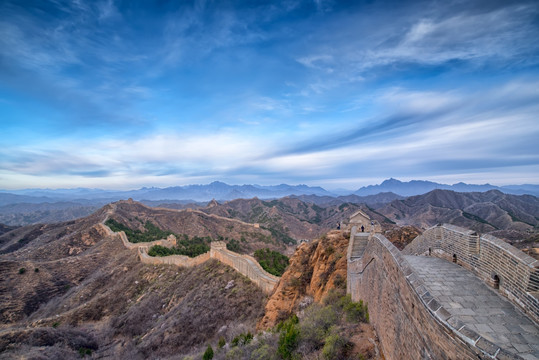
[
  {"left": 354, "top": 179, "right": 539, "bottom": 197},
  {"left": 1, "top": 179, "right": 538, "bottom": 206},
  {"left": 3, "top": 187, "right": 536, "bottom": 251},
  {"left": 1, "top": 179, "right": 538, "bottom": 230}
]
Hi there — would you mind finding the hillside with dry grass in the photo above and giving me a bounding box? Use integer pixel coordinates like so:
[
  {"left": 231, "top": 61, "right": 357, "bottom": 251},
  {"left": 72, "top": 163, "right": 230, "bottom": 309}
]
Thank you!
[
  {"left": 376, "top": 189, "right": 539, "bottom": 253},
  {"left": 199, "top": 197, "right": 369, "bottom": 243},
  {"left": 0, "top": 201, "right": 268, "bottom": 359}
]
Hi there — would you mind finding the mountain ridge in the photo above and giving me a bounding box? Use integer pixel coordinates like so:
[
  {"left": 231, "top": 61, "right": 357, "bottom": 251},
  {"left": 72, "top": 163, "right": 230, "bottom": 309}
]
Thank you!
[
  {"left": 1, "top": 179, "right": 538, "bottom": 207},
  {"left": 355, "top": 178, "right": 539, "bottom": 197}
]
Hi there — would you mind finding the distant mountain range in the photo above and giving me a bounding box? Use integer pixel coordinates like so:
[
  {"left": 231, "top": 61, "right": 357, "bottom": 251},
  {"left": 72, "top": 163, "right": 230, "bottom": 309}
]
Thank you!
[
  {"left": 377, "top": 189, "right": 539, "bottom": 236},
  {"left": 0, "top": 186, "right": 537, "bottom": 251},
  {"left": 0, "top": 181, "right": 333, "bottom": 205},
  {"left": 355, "top": 178, "right": 539, "bottom": 197},
  {"left": 0, "top": 179, "right": 537, "bottom": 208}
]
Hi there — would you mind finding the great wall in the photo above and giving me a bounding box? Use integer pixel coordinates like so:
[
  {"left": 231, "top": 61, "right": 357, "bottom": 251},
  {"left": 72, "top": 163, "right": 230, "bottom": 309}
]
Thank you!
[
  {"left": 347, "top": 211, "right": 539, "bottom": 360},
  {"left": 103, "top": 207, "right": 539, "bottom": 359},
  {"left": 99, "top": 221, "right": 280, "bottom": 294}
]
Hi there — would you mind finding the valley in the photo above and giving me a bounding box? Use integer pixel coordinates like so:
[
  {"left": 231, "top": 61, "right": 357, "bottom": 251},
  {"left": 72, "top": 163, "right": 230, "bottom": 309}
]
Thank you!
[{"left": 0, "top": 188, "right": 537, "bottom": 359}]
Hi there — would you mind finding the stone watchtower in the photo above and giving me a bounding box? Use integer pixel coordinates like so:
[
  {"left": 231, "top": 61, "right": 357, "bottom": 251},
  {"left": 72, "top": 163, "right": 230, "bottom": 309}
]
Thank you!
[{"left": 348, "top": 209, "right": 381, "bottom": 233}]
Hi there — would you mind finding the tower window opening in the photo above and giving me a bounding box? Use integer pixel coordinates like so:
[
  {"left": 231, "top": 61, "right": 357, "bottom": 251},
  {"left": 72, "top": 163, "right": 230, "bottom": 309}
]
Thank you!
[{"left": 493, "top": 275, "right": 500, "bottom": 289}]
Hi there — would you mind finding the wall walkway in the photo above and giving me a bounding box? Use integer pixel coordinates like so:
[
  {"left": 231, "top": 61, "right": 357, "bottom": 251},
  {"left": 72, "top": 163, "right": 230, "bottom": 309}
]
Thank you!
[
  {"left": 101, "top": 222, "right": 279, "bottom": 294},
  {"left": 406, "top": 255, "right": 539, "bottom": 359},
  {"left": 403, "top": 224, "right": 539, "bottom": 324},
  {"left": 347, "top": 228, "right": 482, "bottom": 359},
  {"left": 347, "top": 224, "right": 539, "bottom": 359}
]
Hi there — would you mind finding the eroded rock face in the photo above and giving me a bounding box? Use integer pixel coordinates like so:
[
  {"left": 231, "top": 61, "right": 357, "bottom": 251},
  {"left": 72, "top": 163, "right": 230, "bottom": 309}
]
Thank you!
[{"left": 257, "top": 230, "right": 349, "bottom": 329}]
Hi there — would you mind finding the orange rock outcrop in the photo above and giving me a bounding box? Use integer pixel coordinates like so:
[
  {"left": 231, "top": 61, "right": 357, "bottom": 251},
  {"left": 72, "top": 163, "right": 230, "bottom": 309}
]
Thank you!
[{"left": 257, "top": 230, "right": 349, "bottom": 329}]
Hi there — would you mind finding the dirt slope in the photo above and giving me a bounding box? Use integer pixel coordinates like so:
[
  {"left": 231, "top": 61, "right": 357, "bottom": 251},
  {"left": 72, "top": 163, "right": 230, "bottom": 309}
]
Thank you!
[
  {"left": 0, "top": 201, "right": 267, "bottom": 359},
  {"left": 109, "top": 200, "right": 279, "bottom": 254}
]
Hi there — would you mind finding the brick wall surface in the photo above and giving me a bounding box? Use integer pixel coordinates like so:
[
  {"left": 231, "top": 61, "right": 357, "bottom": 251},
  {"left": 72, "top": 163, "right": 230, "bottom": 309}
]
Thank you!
[
  {"left": 102, "top": 221, "right": 279, "bottom": 294},
  {"left": 403, "top": 224, "right": 539, "bottom": 324},
  {"left": 210, "top": 244, "right": 280, "bottom": 294},
  {"left": 348, "top": 232, "right": 482, "bottom": 360},
  {"left": 138, "top": 247, "right": 211, "bottom": 267}
]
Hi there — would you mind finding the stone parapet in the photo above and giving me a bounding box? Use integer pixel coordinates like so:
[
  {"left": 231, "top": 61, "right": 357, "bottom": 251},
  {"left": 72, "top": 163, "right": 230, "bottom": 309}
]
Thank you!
[
  {"left": 101, "top": 221, "right": 279, "bottom": 294},
  {"left": 138, "top": 247, "right": 211, "bottom": 266},
  {"left": 403, "top": 224, "right": 539, "bottom": 324},
  {"left": 97, "top": 222, "right": 176, "bottom": 250},
  {"left": 137, "top": 242, "right": 279, "bottom": 294},
  {"left": 347, "top": 230, "right": 482, "bottom": 359},
  {"left": 211, "top": 245, "right": 280, "bottom": 294},
  {"left": 347, "top": 227, "right": 532, "bottom": 359}
]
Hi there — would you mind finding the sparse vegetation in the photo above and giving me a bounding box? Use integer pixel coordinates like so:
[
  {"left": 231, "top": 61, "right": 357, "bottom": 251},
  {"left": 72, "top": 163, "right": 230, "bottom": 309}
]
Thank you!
[
  {"left": 254, "top": 248, "right": 289, "bottom": 276},
  {"left": 462, "top": 211, "right": 497, "bottom": 228},
  {"left": 78, "top": 347, "right": 92, "bottom": 357},
  {"left": 105, "top": 218, "right": 174, "bottom": 243},
  {"left": 322, "top": 331, "right": 352, "bottom": 360},
  {"left": 366, "top": 205, "right": 396, "bottom": 224},
  {"left": 277, "top": 314, "right": 300, "bottom": 359},
  {"left": 262, "top": 225, "right": 296, "bottom": 245},
  {"left": 232, "top": 331, "right": 254, "bottom": 347},
  {"left": 333, "top": 273, "right": 346, "bottom": 289},
  {"left": 218, "top": 336, "right": 226, "bottom": 348},
  {"left": 176, "top": 234, "right": 211, "bottom": 256},
  {"left": 148, "top": 235, "right": 211, "bottom": 258},
  {"left": 338, "top": 203, "right": 350, "bottom": 211},
  {"left": 340, "top": 294, "right": 369, "bottom": 323},
  {"left": 507, "top": 211, "right": 535, "bottom": 226},
  {"left": 202, "top": 344, "right": 214, "bottom": 360},
  {"left": 18, "top": 267, "right": 26, "bottom": 274},
  {"left": 147, "top": 245, "right": 175, "bottom": 257},
  {"left": 226, "top": 238, "right": 242, "bottom": 252},
  {"left": 215, "top": 291, "right": 370, "bottom": 359}
]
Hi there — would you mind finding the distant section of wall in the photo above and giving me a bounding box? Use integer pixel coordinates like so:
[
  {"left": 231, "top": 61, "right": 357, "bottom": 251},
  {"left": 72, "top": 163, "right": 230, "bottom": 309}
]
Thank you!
[
  {"left": 98, "top": 223, "right": 177, "bottom": 249},
  {"left": 101, "top": 222, "right": 279, "bottom": 294},
  {"left": 404, "top": 224, "right": 539, "bottom": 324},
  {"left": 211, "top": 241, "right": 280, "bottom": 294},
  {"left": 347, "top": 231, "right": 481, "bottom": 360},
  {"left": 138, "top": 247, "right": 210, "bottom": 267}
]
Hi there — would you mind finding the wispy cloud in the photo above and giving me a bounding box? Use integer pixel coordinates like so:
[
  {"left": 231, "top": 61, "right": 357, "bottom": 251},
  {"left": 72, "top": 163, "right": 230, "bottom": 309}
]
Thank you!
[
  {"left": 0, "top": 0, "right": 538, "bottom": 189},
  {"left": 293, "top": 2, "right": 539, "bottom": 95},
  {"left": 2, "top": 76, "right": 538, "bottom": 188}
]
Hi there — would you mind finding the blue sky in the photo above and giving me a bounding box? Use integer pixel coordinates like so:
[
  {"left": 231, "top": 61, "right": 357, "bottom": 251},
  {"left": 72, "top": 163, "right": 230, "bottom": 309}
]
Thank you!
[{"left": 1, "top": 0, "right": 538, "bottom": 190}]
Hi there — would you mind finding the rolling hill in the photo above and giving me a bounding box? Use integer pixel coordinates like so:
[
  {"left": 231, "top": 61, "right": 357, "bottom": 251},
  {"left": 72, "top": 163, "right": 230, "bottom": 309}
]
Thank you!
[
  {"left": 375, "top": 189, "right": 539, "bottom": 247},
  {"left": 0, "top": 201, "right": 271, "bottom": 358}
]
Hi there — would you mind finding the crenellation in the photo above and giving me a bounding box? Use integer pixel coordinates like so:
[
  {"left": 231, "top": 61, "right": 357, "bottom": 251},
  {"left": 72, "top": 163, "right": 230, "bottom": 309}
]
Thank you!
[
  {"left": 347, "top": 229, "right": 484, "bottom": 359},
  {"left": 403, "top": 224, "right": 539, "bottom": 325},
  {"left": 102, "top": 220, "right": 280, "bottom": 294},
  {"left": 349, "top": 216, "right": 539, "bottom": 359}
]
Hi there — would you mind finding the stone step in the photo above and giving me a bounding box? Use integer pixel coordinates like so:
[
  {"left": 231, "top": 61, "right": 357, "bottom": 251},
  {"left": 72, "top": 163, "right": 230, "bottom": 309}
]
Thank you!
[{"left": 350, "top": 235, "right": 369, "bottom": 259}]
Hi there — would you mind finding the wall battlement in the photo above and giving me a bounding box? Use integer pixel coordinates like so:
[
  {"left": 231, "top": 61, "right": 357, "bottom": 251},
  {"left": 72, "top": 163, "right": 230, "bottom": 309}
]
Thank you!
[
  {"left": 346, "top": 224, "right": 538, "bottom": 359},
  {"left": 347, "top": 229, "right": 486, "bottom": 359},
  {"left": 210, "top": 242, "right": 280, "bottom": 294},
  {"left": 101, "top": 222, "right": 279, "bottom": 294},
  {"left": 403, "top": 224, "right": 539, "bottom": 324}
]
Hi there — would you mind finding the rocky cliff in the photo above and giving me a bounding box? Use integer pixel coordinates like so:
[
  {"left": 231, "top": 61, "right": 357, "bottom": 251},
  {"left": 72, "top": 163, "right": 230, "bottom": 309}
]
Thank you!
[{"left": 257, "top": 230, "right": 349, "bottom": 329}]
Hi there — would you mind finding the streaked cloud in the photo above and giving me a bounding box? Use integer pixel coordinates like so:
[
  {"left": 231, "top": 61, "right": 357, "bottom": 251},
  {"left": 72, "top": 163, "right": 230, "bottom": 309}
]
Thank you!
[{"left": 0, "top": 0, "right": 538, "bottom": 190}]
